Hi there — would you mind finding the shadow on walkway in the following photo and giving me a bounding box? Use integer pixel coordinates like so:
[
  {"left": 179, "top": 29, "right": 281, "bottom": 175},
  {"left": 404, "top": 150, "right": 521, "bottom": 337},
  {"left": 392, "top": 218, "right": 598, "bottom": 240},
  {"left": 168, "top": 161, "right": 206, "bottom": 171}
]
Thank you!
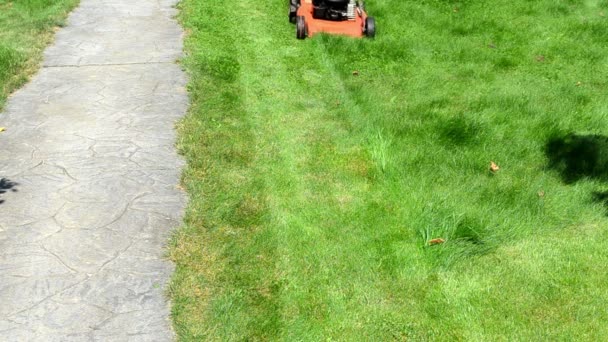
[{"left": 0, "top": 178, "right": 18, "bottom": 205}]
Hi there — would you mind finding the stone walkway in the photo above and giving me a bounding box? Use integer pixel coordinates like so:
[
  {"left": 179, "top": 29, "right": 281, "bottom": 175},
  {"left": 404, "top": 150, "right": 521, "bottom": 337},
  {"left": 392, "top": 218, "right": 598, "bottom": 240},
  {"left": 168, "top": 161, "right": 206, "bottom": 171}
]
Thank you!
[{"left": 0, "top": 0, "right": 187, "bottom": 340}]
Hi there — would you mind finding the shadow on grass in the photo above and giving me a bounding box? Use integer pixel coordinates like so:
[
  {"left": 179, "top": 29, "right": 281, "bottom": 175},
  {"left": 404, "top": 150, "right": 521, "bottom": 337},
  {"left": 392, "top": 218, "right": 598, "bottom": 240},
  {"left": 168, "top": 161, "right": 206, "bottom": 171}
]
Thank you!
[
  {"left": 545, "top": 133, "right": 608, "bottom": 183},
  {"left": 0, "top": 178, "right": 18, "bottom": 204},
  {"left": 591, "top": 191, "right": 608, "bottom": 214},
  {"left": 546, "top": 133, "right": 608, "bottom": 215}
]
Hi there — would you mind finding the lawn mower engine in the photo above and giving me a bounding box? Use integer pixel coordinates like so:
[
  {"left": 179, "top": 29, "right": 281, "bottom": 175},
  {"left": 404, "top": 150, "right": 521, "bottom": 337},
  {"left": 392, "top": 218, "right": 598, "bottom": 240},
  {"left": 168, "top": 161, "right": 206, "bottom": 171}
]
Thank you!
[
  {"left": 289, "top": 0, "right": 375, "bottom": 39},
  {"left": 312, "top": 0, "right": 352, "bottom": 21}
]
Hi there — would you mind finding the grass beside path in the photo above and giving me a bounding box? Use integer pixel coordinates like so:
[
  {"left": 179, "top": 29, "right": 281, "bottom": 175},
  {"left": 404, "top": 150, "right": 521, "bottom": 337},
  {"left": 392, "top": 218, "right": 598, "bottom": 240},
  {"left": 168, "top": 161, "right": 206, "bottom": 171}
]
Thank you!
[
  {"left": 171, "top": 0, "right": 608, "bottom": 340},
  {"left": 0, "top": 0, "right": 78, "bottom": 110}
]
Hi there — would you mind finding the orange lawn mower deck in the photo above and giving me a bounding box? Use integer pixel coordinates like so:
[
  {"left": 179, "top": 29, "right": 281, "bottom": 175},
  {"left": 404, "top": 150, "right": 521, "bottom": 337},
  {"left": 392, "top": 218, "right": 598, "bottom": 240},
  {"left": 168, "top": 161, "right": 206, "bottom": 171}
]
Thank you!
[{"left": 289, "top": 0, "right": 375, "bottom": 39}]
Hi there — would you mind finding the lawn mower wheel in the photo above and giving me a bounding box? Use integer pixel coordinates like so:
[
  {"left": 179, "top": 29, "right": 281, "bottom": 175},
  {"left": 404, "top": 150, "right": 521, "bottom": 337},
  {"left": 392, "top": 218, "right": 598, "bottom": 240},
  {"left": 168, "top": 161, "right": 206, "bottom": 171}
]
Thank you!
[
  {"left": 365, "top": 17, "right": 375, "bottom": 38},
  {"left": 296, "top": 16, "right": 307, "bottom": 39}
]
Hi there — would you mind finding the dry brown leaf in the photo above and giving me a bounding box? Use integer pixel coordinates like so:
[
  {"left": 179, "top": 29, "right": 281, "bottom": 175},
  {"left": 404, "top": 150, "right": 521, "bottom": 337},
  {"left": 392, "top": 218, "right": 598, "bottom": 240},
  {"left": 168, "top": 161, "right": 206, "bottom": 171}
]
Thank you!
[
  {"left": 490, "top": 161, "right": 500, "bottom": 172},
  {"left": 428, "top": 238, "right": 445, "bottom": 246}
]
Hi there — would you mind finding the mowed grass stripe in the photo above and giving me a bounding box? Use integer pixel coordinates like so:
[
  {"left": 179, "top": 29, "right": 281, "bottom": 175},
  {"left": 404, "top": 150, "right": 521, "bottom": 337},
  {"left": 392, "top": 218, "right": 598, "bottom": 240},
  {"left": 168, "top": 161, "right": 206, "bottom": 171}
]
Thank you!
[
  {"left": 247, "top": 12, "right": 401, "bottom": 342},
  {"left": 172, "top": 0, "right": 394, "bottom": 339},
  {"left": 172, "top": 0, "right": 608, "bottom": 340}
]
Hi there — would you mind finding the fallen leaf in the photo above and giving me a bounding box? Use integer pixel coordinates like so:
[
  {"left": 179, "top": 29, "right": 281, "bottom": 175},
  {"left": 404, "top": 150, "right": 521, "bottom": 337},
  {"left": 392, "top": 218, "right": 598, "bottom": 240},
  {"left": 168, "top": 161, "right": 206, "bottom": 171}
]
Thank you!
[
  {"left": 490, "top": 161, "right": 500, "bottom": 172},
  {"left": 538, "top": 190, "right": 545, "bottom": 198},
  {"left": 352, "top": 70, "right": 360, "bottom": 76},
  {"left": 535, "top": 55, "right": 545, "bottom": 62},
  {"left": 428, "top": 238, "right": 445, "bottom": 246}
]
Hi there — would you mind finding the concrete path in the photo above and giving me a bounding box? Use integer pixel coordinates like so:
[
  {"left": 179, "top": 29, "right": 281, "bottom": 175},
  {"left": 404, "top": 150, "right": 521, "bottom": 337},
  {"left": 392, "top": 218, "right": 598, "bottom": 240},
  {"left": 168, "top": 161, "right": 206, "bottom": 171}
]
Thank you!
[{"left": 0, "top": 0, "right": 187, "bottom": 340}]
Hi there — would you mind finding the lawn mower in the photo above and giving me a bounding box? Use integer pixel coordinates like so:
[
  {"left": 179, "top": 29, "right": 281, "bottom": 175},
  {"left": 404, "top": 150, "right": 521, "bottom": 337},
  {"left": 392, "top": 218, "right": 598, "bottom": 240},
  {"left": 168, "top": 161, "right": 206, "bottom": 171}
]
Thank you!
[{"left": 289, "top": 0, "right": 375, "bottom": 39}]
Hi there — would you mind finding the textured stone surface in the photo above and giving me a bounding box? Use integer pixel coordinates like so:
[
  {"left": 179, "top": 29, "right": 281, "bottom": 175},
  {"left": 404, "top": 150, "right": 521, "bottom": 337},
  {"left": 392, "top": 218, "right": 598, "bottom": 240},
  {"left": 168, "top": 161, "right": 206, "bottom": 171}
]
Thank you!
[{"left": 0, "top": 0, "right": 187, "bottom": 340}]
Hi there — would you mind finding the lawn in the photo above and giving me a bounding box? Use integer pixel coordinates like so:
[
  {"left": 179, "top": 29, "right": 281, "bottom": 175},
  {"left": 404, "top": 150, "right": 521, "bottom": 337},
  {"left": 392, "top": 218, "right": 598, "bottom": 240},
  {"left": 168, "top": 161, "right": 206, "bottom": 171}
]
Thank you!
[
  {"left": 0, "top": 0, "right": 78, "bottom": 110},
  {"left": 170, "top": 0, "right": 608, "bottom": 340}
]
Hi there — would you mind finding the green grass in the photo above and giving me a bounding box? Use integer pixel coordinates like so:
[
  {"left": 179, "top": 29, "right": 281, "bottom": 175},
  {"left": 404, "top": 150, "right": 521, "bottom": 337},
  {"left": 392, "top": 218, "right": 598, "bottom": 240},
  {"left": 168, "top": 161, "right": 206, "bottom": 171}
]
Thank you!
[
  {"left": 0, "top": 0, "right": 79, "bottom": 110},
  {"left": 170, "top": 0, "right": 608, "bottom": 340}
]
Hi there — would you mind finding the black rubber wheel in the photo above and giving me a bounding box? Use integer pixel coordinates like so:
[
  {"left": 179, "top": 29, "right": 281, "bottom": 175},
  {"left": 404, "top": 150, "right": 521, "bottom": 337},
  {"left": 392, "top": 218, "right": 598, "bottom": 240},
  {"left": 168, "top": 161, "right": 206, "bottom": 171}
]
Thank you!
[
  {"left": 289, "top": 0, "right": 300, "bottom": 23},
  {"left": 296, "top": 16, "right": 307, "bottom": 39},
  {"left": 365, "top": 17, "right": 376, "bottom": 38}
]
